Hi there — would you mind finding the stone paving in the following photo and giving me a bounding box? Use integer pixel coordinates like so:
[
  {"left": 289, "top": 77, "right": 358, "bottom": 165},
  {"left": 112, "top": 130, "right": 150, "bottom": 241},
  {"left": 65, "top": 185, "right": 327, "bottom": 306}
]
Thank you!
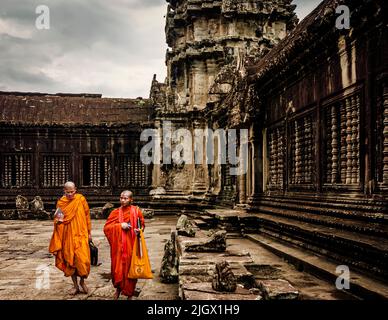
[
  {"left": 0, "top": 216, "right": 353, "bottom": 300},
  {"left": 0, "top": 216, "right": 179, "bottom": 300}
]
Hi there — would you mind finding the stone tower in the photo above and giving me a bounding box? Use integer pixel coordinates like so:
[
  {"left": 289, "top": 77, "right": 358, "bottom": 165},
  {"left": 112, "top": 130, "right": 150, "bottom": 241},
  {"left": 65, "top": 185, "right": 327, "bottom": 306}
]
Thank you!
[
  {"left": 150, "top": 0, "right": 298, "bottom": 197},
  {"left": 163, "top": 0, "right": 298, "bottom": 111}
]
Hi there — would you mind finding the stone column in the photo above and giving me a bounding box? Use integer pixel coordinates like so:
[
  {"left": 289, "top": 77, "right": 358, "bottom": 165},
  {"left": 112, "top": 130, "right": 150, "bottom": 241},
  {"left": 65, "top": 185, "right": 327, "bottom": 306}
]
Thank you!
[
  {"left": 383, "top": 84, "right": 388, "bottom": 185},
  {"left": 192, "top": 118, "right": 208, "bottom": 195},
  {"left": 248, "top": 123, "right": 263, "bottom": 202},
  {"left": 151, "top": 119, "right": 163, "bottom": 190},
  {"left": 237, "top": 129, "right": 248, "bottom": 205}
]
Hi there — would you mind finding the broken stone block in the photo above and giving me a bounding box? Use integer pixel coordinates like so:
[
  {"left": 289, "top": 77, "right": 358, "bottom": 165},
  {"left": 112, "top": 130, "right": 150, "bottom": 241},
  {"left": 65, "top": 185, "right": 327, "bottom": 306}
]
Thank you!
[
  {"left": 16, "top": 195, "right": 29, "bottom": 210},
  {"left": 143, "top": 209, "right": 155, "bottom": 219},
  {"left": 180, "top": 281, "right": 262, "bottom": 300},
  {"left": 0, "top": 209, "right": 17, "bottom": 220},
  {"left": 160, "top": 231, "right": 179, "bottom": 283},
  {"left": 257, "top": 279, "right": 299, "bottom": 300},
  {"left": 89, "top": 207, "right": 103, "bottom": 219},
  {"left": 185, "top": 230, "right": 227, "bottom": 252},
  {"left": 212, "top": 261, "right": 237, "bottom": 292},
  {"left": 17, "top": 209, "right": 31, "bottom": 220},
  {"left": 89, "top": 203, "right": 115, "bottom": 219},
  {"left": 176, "top": 214, "right": 196, "bottom": 237},
  {"left": 102, "top": 202, "right": 114, "bottom": 218}
]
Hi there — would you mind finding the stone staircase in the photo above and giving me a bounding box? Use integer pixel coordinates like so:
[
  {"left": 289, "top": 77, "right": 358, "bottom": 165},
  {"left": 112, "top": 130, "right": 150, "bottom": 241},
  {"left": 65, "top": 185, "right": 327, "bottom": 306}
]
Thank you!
[
  {"left": 192, "top": 196, "right": 388, "bottom": 299},
  {"left": 246, "top": 195, "right": 388, "bottom": 282}
]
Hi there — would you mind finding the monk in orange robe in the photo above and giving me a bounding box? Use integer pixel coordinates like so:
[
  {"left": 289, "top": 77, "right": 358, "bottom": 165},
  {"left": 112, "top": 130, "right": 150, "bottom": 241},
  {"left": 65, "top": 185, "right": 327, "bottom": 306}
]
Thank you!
[
  {"left": 104, "top": 190, "right": 145, "bottom": 300},
  {"left": 49, "top": 181, "right": 92, "bottom": 295}
]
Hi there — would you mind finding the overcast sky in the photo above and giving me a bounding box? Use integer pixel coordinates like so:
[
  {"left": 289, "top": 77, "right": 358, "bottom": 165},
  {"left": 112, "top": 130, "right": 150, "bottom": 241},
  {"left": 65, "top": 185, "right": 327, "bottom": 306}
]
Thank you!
[{"left": 0, "top": 0, "right": 322, "bottom": 98}]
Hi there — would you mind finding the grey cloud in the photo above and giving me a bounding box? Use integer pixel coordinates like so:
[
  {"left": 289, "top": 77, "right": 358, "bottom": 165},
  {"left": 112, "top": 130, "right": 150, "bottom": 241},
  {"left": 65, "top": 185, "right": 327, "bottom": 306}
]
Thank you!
[{"left": 0, "top": 0, "right": 322, "bottom": 98}]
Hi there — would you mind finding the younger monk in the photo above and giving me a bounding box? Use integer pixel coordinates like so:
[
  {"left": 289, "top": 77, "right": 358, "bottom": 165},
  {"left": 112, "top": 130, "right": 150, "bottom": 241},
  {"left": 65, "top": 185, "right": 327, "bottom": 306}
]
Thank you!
[
  {"left": 49, "top": 181, "right": 92, "bottom": 295},
  {"left": 103, "top": 190, "right": 145, "bottom": 300}
]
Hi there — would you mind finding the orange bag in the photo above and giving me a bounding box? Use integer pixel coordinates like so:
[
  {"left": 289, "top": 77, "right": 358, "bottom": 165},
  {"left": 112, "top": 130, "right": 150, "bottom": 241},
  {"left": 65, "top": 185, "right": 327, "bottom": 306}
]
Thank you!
[{"left": 128, "top": 230, "right": 153, "bottom": 279}]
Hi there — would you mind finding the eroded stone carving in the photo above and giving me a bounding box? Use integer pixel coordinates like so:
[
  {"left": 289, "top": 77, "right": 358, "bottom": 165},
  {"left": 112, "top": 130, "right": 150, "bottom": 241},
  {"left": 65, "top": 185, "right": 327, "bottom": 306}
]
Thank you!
[
  {"left": 212, "top": 260, "right": 237, "bottom": 292},
  {"left": 16, "top": 195, "right": 29, "bottom": 210},
  {"left": 160, "top": 231, "right": 179, "bottom": 283},
  {"left": 176, "top": 214, "right": 196, "bottom": 237},
  {"left": 30, "top": 196, "right": 50, "bottom": 220}
]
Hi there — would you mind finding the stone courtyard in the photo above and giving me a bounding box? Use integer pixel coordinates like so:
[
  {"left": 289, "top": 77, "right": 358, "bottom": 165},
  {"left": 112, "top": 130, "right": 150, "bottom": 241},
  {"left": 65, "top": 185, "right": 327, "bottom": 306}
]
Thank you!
[{"left": 0, "top": 215, "right": 356, "bottom": 300}]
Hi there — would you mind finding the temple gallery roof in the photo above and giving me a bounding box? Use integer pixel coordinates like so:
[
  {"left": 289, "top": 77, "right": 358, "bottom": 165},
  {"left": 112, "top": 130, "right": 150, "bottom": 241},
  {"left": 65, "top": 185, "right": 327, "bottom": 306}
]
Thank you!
[
  {"left": 246, "top": 0, "right": 362, "bottom": 84},
  {"left": 0, "top": 92, "right": 153, "bottom": 127}
]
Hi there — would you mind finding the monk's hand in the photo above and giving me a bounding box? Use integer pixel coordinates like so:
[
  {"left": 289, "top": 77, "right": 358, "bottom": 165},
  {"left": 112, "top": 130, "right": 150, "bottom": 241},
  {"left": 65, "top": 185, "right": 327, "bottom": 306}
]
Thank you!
[
  {"left": 121, "top": 222, "right": 130, "bottom": 230},
  {"left": 134, "top": 228, "right": 141, "bottom": 235}
]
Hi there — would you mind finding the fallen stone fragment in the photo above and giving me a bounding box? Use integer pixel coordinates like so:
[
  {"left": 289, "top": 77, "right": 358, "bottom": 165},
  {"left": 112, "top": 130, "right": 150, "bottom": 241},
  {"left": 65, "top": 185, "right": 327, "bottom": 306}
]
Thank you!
[
  {"left": 142, "top": 209, "right": 155, "bottom": 219},
  {"left": 0, "top": 209, "right": 17, "bottom": 220},
  {"left": 102, "top": 202, "right": 114, "bottom": 218},
  {"left": 160, "top": 231, "right": 179, "bottom": 283},
  {"left": 257, "top": 279, "right": 299, "bottom": 300},
  {"left": 185, "top": 230, "right": 227, "bottom": 252},
  {"left": 176, "top": 214, "right": 196, "bottom": 237},
  {"left": 212, "top": 260, "right": 237, "bottom": 292},
  {"left": 181, "top": 282, "right": 262, "bottom": 300}
]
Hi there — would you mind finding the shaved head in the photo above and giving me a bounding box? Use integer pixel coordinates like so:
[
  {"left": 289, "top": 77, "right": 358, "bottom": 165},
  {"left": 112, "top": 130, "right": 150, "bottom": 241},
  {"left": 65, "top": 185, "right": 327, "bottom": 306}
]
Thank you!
[
  {"left": 121, "top": 190, "right": 133, "bottom": 198},
  {"left": 64, "top": 181, "right": 76, "bottom": 189},
  {"left": 120, "top": 190, "right": 133, "bottom": 207},
  {"left": 63, "top": 181, "right": 77, "bottom": 199}
]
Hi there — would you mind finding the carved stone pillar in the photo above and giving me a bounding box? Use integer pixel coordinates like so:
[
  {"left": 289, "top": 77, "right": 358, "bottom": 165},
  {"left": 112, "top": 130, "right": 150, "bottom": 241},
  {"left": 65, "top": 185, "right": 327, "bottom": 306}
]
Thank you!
[
  {"left": 346, "top": 98, "right": 353, "bottom": 184},
  {"left": 383, "top": 85, "right": 388, "bottom": 185},
  {"left": 294, "top": 120, "right": 302, "bottom": 184},
  {"left": 192, "top": 118, "right": 208, "bottom": 195},
  {"left": 331, "top": 105, "right": 339, "bottom": 184},
  {"left": 151, "top": 120, "right": 163, "bottom": 190},
  {"left": 239, "top": 169, "right": 247, "bottom": 204},
  {"left": 248, "top": 123, "right": 264, "bottom": 203}
]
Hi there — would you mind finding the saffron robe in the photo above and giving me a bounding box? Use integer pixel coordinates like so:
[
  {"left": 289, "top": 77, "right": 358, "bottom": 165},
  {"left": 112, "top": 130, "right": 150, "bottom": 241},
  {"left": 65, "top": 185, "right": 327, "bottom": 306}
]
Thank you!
[
  {"left": 103, "top": 205, "right": 145, "bottom": 297},
  {"left": 49, "top": 194, "right": 91, "bottom": 278}
]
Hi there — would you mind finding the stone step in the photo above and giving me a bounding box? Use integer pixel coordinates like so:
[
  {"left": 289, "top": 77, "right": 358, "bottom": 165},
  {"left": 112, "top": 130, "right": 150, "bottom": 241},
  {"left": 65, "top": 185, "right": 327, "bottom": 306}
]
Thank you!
[
  {"left": 252, "top": 196, "right": 388, "bottom": 223},
  {"left": 248, "top": 213, "right": 388, "bottom": 280},
  {"left": 256, "top": 194, "right": 388, "bottom": 211},
  {"left": 193, "top": 219, "right": 208, "bottom": 228},
  {"left": 246, "top": 233, "right": 388, "bottom": 300},
  {"left": 253, "top": 205, "right": 388, "bottom": 238}
]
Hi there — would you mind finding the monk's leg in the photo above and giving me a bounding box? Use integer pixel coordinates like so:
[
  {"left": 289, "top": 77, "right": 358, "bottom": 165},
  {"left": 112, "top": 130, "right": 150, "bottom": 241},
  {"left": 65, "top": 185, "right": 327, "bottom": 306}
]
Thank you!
[
  {"left": 71, "top": 275, "right": 80, "bottom": 295},
  {"left": 79, "top": 276, "right": 89, "bottom": 294},
  {"left": 114, "top": 288, "right": 121, "bottom": 300}
]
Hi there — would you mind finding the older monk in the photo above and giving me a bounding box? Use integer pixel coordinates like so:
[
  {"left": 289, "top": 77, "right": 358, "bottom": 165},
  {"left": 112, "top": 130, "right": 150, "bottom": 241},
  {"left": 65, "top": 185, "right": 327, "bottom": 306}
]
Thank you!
[
  {"left": 49, "top": 181, "right": 92, "bottom": 295},
  {"left": 104, "top": 190, "right": 145, "bottom": 300}
]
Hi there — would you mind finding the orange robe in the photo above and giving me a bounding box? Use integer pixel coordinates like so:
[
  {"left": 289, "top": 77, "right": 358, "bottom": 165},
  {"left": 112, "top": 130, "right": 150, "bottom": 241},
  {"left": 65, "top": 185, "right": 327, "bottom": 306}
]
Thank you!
[
  {"left": 49, "top": 193, "right": 91, "bottom": 278},
  {"left": 103, "top": 205, "right": 145, "bottom": 297}
]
